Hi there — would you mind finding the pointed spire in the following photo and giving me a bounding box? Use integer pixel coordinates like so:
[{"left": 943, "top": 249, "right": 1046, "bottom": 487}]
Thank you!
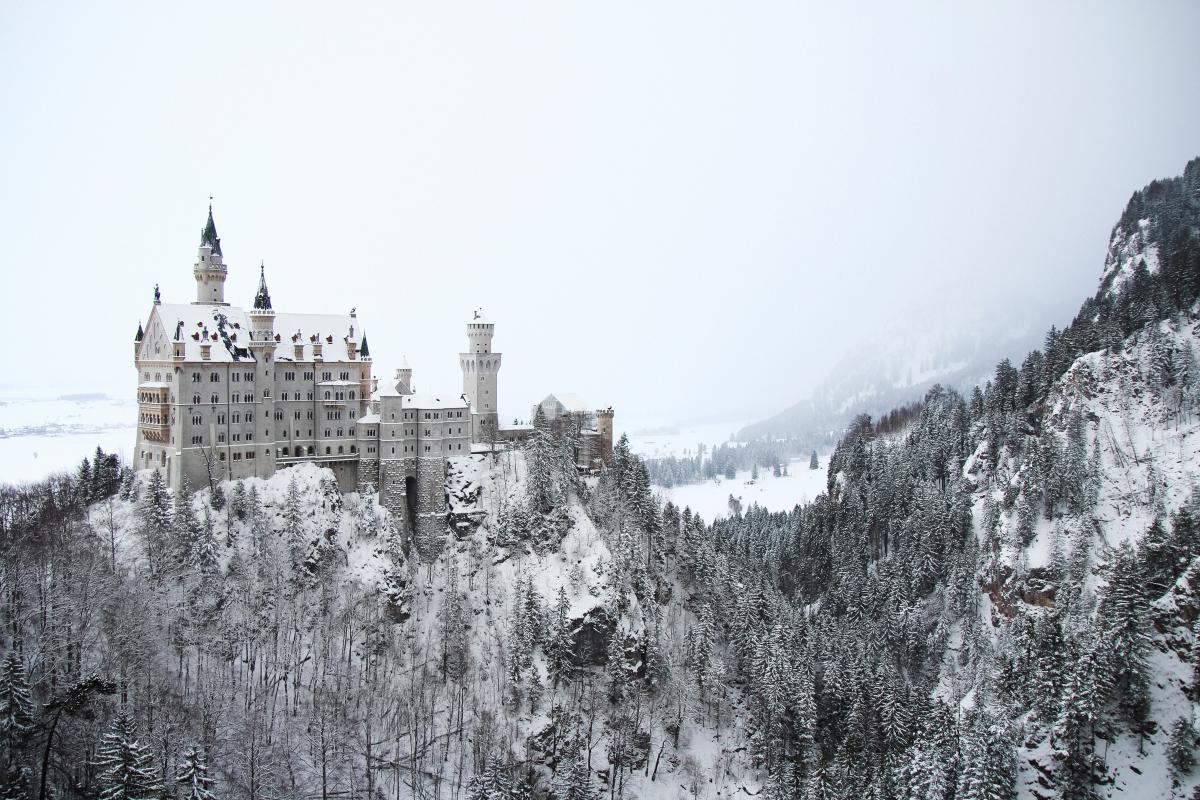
[
  {"left": 360, "top": 334, "right": 369, "bottom": 358},
  {"left": 200, "top": 200, "right": 222, "bottom": 256},
  {"left": 135, "top": 322, "right": 144, "bottom": 342},
  {"left": 253, "top": 262, "right": 273, "bottom": 310}
]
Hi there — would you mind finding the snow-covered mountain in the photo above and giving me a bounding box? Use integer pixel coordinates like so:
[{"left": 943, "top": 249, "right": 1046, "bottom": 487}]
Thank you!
[
  {"left": 736, "top": 307, "right": 1049, "bottom": 447},
  {"left": 3, "top": 158, "right": 1200, "bottom": 800}
]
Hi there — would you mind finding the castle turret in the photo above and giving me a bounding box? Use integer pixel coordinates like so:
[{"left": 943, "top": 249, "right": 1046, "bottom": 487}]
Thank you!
[
  {"left": 395, "top": 356, "right": 413, "bottom": 395},
  {"left": 459, "top": 309, "right": 501, "bottom": 444},
  {"left": 596, "top": 407, "right": 615, "bottom": 464},
  {"left": 194, "top": 203, "right": 229, "bottom": 305}
]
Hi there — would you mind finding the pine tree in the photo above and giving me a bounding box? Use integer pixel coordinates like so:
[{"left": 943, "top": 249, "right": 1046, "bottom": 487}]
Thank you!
[
  {"left": 283, "top": 476, "right": 304, "bottom": 548},
  {"left": 466, "top": 755, "right": 514, "bottom": 800},
  {"left": 94, "top": 711, "right": 159, "bottom": 800},
  {"left": 810, "top": 451, "right": 819, "bottom": 470},
  {"left": 176, "top": 744, "right": 217, "bottom": 800},
  {"left": 137, "top": 470, "right": 173, "bottom": 572},
  {"left": 553, "top": 755, "right": 597, "bottom": 800},
  {"left": 1100, "top": 542, "right": 1150, "bottom": 730},
  {"left": 546, "top": 586, "right": 574, "bottom": 687},
  {"left": 0, "top": 651, "right": 34, "bottom": 765}
]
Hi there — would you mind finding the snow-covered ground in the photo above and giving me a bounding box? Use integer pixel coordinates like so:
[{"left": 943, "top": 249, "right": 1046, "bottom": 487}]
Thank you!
[
  {"left": 623, "top": 417, "right": 743, "bottom": 462},
  {"left": 657, "top": 455, "right": 830, "bottom": 522},
  {"left": 0, "top": 429, "right": 133, "bottom": 485},
  {"left": 0, "top": 391, "right": 135, "bottom": 484}
]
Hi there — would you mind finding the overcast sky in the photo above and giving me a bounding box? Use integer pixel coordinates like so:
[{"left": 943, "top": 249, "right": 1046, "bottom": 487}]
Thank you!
[{"left": 2, "top": 2, "right": 1198, "bottom": 429}]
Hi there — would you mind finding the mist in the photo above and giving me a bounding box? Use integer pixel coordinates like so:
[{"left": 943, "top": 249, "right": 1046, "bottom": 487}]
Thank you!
[{"left": 2, "top": 1, "right": 1198, "bottom": 430}]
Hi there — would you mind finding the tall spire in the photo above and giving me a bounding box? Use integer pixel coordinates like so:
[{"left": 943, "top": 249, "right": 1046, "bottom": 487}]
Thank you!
[
  {"left": 360, "top": 334, "right": 370, "bottom": 358},
  {"left": 200, "top": 200, "right": 222, "bottom": 256},
  {"left": 253, "top": 262, "right": 273, "bottom": 310}
]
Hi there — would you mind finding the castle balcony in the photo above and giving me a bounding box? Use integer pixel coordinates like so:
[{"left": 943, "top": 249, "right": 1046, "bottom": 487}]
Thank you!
[{"left": 138, "top": 423, "right": 170, "bottom": 444}]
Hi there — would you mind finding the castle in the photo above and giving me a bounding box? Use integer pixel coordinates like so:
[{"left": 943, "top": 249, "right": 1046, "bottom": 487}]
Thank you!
[{"left": 133, "top": 206, "right": 613, "bottom": 537}]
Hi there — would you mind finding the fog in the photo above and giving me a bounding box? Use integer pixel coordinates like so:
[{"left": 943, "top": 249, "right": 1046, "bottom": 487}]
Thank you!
[{"left": 2, "top": 2, "right": 1198, "bottom": 430}]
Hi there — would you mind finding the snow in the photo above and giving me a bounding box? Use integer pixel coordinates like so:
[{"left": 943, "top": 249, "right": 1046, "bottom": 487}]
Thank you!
[
  {"left": 0, "top": 391, "right": 135, "bottom": 484},
  {"left": 1100, "top": 217, "right": 1161, "bottom": 296},
  {"left": 657, "top": 455, "right": 831, "bottom": 522},
  {"left": 625, "top": 418, "right": 743, "bottom": 462}
]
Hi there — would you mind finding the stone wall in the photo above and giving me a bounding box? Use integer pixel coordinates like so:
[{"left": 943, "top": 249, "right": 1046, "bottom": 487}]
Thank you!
[
  {"left": 414, "top": 455, "right": 448, "bottom": 542},
  {"left": 356, "top": 457, "right": 379, "bottom": 494}
]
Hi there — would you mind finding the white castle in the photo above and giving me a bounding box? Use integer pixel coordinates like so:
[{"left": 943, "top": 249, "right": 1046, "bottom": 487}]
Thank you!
[{"left": 133, "top": 206, "right": 612, "bottom": 537}]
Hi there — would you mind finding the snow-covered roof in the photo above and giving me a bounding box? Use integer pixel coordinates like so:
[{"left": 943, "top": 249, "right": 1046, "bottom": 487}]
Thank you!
[
  {"left": 401, "top": 393, "right": 467, "bottom": 410},
  {"left": 501, "top": 424, "right": 534, "bottom": 432},
  {"left": 142, "top": 303, "right": 362, "bottom": 365},
  {"left": 357, "top": 413, "right": 380, "bottom": 425},
  {"left": 543, "top": 392, "right": 592, "bottom": 413}
]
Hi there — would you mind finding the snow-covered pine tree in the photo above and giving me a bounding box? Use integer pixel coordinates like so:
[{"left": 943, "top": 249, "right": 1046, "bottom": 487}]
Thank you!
[
  {"left": 0, "top": 650, "right": 34, "bottom": 775},
  {"left": 94, "top": 710, "right": 159, "bottom": 800},
  {"left": 176, "top": 744, "right": 217, "bottom": 800},
  {"left": 553, "top": 755, "right": 598, "bottom": 800}
]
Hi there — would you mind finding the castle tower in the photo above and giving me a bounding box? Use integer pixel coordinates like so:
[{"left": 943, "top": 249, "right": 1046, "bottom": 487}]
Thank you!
[
  {"left": 395, "top": 356, "right": 413, "bottom": 395},
  {"left": 459, "top": 309, "right": 501, "bottom": 443},
  {"left": 596, "top": 407, "right": 615, "bottom": 464},
  {"left": 247, "top": 264, "right": 277, "bottom": 478},
  {"left": 194, "top": 204, "right": 229, "bottom": 305}
]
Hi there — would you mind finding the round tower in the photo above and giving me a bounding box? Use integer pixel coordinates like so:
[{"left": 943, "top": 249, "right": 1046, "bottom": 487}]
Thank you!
[
  {"left": 193, "top": 203, "right": 229, "bottom": 305},
  {"left": 596, "top": 407, "right": 615, "bottom": 464},
  {"left": 459, "top": 309, "right": 501, "bottom": 444}
]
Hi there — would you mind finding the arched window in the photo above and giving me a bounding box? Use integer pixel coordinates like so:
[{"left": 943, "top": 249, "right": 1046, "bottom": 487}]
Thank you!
[
  {"left": 325, "top": 446, "right": 331, "bottom": 455},
  {"left": 324, "top": 391, "right": 331, "bottom": 400}
]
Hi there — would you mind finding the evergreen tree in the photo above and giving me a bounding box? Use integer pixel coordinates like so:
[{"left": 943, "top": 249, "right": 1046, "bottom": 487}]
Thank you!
[
  {"left": 1100, "top": 542, "right": 1151, "bottom": 730},
  {"left": 94, "top": 711, "right": 159, "bottom": 800},
  {"left": 810, "top": 451, "right": 819, "bottom": 470},
  {"left": 553, "top": 755, "right": 598, "bottom": 800},
  {"left": 176, "top": 744, "right": 217, "bottom": 800},
  {"left": 466, "top": 755, "right": 515, "bottom": 800},
  {"left": 137, "top": 469, "right": 173, "bottom": 572},
  {"left": 0, "top": 651, "right": 34, "bottom": 767}
]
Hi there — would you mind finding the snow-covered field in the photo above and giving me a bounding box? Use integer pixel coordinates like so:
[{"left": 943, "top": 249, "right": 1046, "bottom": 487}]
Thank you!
[
  {"left": 657, "top": 455, "right": 830, "bottom": 522},
  {"left": 0, "top": 429, "right": 133, "bottom": 485},
  {"left": 624, "top": 417, "right": 743, "bottom": 461},
  {"left": 0, "top": 392, "right": 135, "bottom": 484}
]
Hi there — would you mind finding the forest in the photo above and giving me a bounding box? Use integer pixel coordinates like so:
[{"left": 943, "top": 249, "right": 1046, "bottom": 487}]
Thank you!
[{"left": 1, "top": 159, "right": 1200, "bottom": 799}]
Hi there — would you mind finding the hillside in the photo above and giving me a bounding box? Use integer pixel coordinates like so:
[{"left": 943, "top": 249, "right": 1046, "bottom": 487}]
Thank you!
[{"left": 2, "top": 159, "right": 1200, "bottom": 800}]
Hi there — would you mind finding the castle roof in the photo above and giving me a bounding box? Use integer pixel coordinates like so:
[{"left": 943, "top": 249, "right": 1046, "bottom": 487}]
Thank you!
[
  {"left": 144, "top": 303, "right": 359, "bottom": 364},
  {"left": 542, "top": 392, "right": 592, "bottom": 413},
  {"left": 200, "top": 204, "right": 222, "bottom": 256},
  {"left": 252, "top": 264, "right": 272, "bottom": 310}
]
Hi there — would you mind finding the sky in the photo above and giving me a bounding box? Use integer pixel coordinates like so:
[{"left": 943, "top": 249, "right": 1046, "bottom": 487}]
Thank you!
[{"left": 2, "top": 1, "right": 1198, "bottom": 430}]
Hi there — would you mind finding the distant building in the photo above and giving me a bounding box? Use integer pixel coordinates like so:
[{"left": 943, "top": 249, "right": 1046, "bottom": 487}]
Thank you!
[{"left": 532, "top": 394, "right": 615, "bottom": 471}]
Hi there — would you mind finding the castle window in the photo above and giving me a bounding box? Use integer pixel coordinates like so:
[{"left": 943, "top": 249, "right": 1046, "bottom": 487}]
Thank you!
[
  {"left": 349, "top": 428, "right": 355, "bottom": 436},
  {"left": 218, "top": 433, "right": 225, "bottom": 443},
  {"left": 233, "top": 452, "right": 241, "bottom": 461},
  {"left": 304, "top": 371, "right": 313, "bottom": 381},
  {"left": 192, "top": 373, "right": 201, "bottom": 382},
  {"left": 210, "top": 394, "right": 219, "bottom": 404},
  {"left": 338, "top": 446, "right": 344, "bottom": 454},
  {"left": 219, "top": 452, "right": 225, "bottom": 461},
  {"left": 322, "top": 371, "right": 332, "bottom": 381},
  {"left": 350, "top": 445, "right": 356, "bottom": 453},
  {"left": 210, "top": 373, "right": 219, "bottom": 382},
  {"left": 281, "top": 447, "right": 289, "bottom": 456},
  {"left": 325, "top": 391, "right": 331, "bottom": 400},
  {"left": 246, "top": 451, "right": 255, "bottom": 459},
  {"left": 325, "top": 447, "right": 331, "bottom": 455},
  {"left": 231, "top": 373, "right": 239, "bottom": 382},
  {"left": 349, "top": 391, "right": 356, "bottom": 400}
]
